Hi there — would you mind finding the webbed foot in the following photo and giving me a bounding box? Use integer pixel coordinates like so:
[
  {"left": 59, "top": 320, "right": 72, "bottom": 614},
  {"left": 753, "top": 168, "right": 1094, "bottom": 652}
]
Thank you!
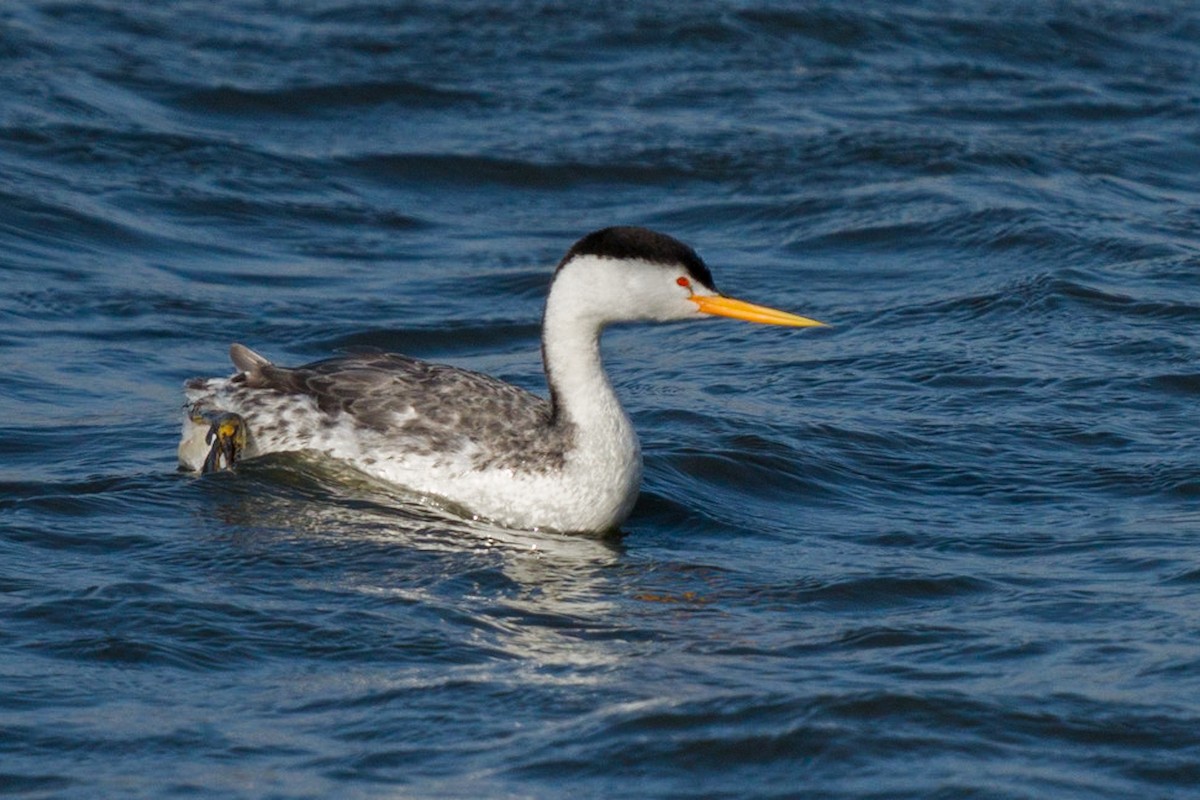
[{"left": 196, "top": 412, "right": 248, "bottom": 473}]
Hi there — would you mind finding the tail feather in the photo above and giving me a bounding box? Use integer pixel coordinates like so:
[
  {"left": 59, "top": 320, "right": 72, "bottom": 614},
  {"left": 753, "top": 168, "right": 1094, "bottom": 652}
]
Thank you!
[{"left": 229, "top": 343, "right": 271, "bottom": 379}]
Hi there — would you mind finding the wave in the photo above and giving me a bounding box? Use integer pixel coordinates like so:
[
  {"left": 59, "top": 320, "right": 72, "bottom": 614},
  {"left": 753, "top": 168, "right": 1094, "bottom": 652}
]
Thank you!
[{"left": 174, "top": 80, "right": 489, "bottom": 117}]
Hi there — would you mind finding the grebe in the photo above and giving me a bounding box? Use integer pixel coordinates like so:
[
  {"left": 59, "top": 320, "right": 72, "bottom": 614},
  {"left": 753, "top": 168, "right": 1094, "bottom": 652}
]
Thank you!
[{"left": 179, "top": 226, "right": 823, "bottom": 532}]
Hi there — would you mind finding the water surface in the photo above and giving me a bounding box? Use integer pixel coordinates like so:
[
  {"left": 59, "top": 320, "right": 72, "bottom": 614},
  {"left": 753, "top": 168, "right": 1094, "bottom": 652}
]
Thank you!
[{"left": 2, "top": 1, "right": 1199, "bottom": 797}]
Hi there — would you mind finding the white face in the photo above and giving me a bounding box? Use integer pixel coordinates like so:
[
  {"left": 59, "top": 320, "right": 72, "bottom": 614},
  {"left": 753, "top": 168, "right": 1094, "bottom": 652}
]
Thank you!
[
  {"left": 550, "top": 254, "right": 718, "bottom": 326},
  {"left": 547, "top": 251, "right": 825, "bottom": 333}
]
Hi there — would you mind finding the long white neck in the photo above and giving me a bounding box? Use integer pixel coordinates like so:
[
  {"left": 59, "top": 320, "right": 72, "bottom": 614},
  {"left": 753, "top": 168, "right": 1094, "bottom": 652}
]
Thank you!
[
  {"left": 540, "top": 260, "right": 639, "bottom": 464},
  {"left": 542, "top": 296, "right": 629, "bottom": 440}
]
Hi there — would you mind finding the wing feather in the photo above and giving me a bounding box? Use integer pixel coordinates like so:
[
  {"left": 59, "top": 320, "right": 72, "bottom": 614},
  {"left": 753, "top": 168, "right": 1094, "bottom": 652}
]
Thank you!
[{"left": 231, "top": 349, "right": 568, "bottom": 469}]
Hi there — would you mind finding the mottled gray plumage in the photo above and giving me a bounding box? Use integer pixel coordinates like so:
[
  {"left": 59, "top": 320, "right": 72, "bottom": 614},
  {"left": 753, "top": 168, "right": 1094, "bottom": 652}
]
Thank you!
[{"left": 210, "top": 348, "right": 576, "bottom": 472}]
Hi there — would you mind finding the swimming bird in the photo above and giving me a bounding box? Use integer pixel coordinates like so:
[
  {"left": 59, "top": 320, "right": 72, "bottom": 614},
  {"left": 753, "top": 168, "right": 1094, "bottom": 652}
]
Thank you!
[{"left": 179, "top": 226, "right": 824, "bottom": 533}]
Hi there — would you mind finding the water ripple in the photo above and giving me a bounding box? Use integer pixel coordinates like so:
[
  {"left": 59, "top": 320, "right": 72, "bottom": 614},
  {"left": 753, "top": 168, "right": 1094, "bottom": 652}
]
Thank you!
[{"left": 3, "top": 1, "right": 1200, "bottom": 798}]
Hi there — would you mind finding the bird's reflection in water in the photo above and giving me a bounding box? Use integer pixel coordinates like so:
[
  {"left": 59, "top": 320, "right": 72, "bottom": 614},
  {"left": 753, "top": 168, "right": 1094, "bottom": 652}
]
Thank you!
[{"left": 190, "top": 453, "right": 632, "bottom": 673}]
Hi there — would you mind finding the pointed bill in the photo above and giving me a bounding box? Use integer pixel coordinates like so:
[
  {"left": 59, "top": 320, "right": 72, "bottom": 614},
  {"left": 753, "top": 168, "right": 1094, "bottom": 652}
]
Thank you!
[{"left": 690, "top": 295, "right": 826, "bottom": 327}]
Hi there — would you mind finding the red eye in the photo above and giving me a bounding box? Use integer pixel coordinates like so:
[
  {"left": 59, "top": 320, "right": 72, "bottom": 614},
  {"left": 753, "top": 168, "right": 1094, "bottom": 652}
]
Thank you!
[{"left": 676, "top": 277, "right": 690, "bottom": 288}]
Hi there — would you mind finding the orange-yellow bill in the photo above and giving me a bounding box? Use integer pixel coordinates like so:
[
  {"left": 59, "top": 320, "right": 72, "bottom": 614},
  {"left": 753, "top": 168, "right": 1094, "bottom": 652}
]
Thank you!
[{"left": 690, "top": 294, "right": 826, "bottom": 327}]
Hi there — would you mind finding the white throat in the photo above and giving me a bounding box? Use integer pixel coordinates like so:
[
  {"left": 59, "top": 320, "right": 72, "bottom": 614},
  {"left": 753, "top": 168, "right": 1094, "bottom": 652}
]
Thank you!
[
  {"left": 541, "top": 262, "right": 630, "bottom": 435},
  {"left": 541, "top": 257, "right": 642, "bottom": 495}
]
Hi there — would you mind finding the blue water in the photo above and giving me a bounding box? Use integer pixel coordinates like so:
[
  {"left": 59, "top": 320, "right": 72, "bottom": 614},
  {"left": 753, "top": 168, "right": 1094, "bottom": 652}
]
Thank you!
[{"left": 3, "top": 1, "right": 1199, "bottom": 797}]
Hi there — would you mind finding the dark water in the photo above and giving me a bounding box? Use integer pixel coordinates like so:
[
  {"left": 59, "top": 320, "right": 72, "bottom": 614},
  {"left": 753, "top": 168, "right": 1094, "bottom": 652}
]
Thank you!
[{"left": 3, "top": 1, "right": 1199, "bottom": 797}]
